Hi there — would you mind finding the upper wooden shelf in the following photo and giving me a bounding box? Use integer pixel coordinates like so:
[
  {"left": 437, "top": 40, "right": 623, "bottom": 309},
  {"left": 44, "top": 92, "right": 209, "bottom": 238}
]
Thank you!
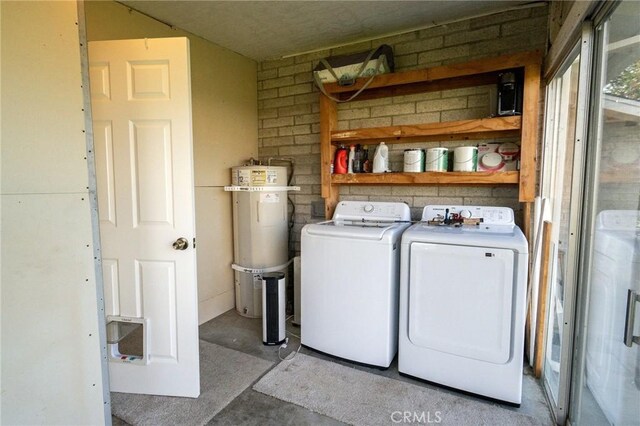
[
  {"left": 331, "top": 116, "right": 521, "bottom": 144},
  {"left": 323, "top": 50, "right": 542, "bottom": 100}
]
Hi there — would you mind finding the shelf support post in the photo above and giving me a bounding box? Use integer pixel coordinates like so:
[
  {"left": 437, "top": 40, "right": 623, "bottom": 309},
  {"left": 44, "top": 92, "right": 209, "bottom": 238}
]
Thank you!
[
  {"left": 519, "top": 55, "right": 542, "bottom": 203},
  {"left": 320, "top": 93, "right": 338, "bottom": 218}
]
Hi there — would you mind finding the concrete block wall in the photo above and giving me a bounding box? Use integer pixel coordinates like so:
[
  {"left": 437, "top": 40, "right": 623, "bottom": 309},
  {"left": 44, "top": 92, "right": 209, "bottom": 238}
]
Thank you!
[{"left": 258, "top": 5, "right": 548, "bottom": 253}]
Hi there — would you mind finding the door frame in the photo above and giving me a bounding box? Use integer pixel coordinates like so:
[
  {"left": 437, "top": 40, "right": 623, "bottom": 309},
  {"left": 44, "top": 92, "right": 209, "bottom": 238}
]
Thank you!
[
  {"left": 566, "top": 18, "right": 606, "bottom": 424},
  {"left": 77, "top": 0, "right": 111, "bottom": 420},
  {"left": 539, "top": 22, "right": 595, "bottom": 425},
  {"left": 568, "top": 1, "right": 632, "bottom": 423}
]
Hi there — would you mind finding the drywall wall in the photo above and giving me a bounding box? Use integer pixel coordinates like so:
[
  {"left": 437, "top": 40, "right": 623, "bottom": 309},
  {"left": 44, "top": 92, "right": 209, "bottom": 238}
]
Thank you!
[
  {"left": 0, "top": 1, "right": 107, "bottom": 423},
  {"left": 85, "top": 1, "right": 258, "bottom": 323},
  {"left": 257, "top": 5, "right": 549, "bottom": 254}
]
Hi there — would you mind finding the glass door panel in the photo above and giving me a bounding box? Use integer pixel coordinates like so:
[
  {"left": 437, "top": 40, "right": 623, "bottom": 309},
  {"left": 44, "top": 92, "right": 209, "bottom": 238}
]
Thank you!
[
  {"left": 541, "top": 52, "right": 581, "bottom": 410},
  {"left": 571, "top": 1, "right": 640, "bottom": 424}
]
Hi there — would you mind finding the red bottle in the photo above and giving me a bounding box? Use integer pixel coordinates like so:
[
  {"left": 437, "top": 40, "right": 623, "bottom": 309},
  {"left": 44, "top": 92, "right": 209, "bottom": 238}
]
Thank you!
[{"left": 334, "top": 146, "right": 348, "bottom": 174}]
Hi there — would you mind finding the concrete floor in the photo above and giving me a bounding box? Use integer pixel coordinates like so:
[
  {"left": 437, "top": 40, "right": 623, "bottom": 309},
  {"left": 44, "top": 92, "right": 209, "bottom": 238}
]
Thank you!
[{"left": 112, "top": 309, "right": 554, "bottom": 425}]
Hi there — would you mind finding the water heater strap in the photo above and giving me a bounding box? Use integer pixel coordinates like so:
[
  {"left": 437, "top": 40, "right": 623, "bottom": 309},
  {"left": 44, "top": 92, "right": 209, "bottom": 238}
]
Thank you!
[
  {"left": 231, "top": 259, "right": 293, "bottom": 274},
  {"left": 224, "top": 185, "right": 300, "bottom": 192}
]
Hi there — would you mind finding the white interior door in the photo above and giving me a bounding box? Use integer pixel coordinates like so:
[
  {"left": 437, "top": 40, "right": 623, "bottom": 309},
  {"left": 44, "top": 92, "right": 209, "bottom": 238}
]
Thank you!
[{"left": 89, "top": 37, "right": 200, "bottom": 397}]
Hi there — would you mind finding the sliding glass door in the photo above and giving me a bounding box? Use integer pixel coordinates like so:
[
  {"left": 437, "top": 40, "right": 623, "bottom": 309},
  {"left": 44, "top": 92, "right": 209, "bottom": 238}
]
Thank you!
[
  {"left": 540, "top": 21, "right": 595, "bottom": 421},
  {"left": 569, "top": 1, "right": 640, "bottom": 425},
  {"left": 540, "top": 50, "right": 582, "bottom": 415}
]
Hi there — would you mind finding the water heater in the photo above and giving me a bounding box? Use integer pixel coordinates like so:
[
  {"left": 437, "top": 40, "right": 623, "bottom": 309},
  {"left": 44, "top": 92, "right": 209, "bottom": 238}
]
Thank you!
[{"left": 225, "top": 165, "right": 298, "bottom": 318}]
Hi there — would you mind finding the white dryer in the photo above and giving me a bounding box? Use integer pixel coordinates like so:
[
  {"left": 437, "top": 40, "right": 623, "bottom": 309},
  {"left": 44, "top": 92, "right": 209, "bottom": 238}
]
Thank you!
[
  {"left": 301, "top": 201, "right": 411, "bottom": 367},
  {"left": 399, "top": 205, "right": 528, "bottom": 404},
  {"left": 586, "top": 210, "right": 639, "bottom": 425}
]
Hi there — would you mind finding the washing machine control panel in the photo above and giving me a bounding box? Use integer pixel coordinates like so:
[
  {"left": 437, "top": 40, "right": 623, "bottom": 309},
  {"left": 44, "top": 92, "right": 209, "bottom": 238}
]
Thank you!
[
  {"left": 333, "top": 201, "right": 411, "bottom": 222},
  {"left": 422, "top": 205, "right": 515, "bottom": 226}
]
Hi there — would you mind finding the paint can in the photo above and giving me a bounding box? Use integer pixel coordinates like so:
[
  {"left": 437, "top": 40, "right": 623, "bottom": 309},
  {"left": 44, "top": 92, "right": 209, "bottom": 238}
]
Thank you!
[
  {"left": 497, "top": 142, "right": 520, "bottom": 161},
  {"left": 424, "top": 147, "right": 448, "bottom": 172},
  {"left": 403, "top": 149, "right": 424, "bottom": 172},
  {"left": 453, "top": 146, "right": 478, "bottom": 172}
]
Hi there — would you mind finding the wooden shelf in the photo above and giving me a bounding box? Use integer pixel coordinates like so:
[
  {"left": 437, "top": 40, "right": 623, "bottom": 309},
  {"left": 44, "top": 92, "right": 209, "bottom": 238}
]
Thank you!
[
  {"left": 319, "top": 50, "right": 542, "bottom": 222},
  {"left": 331, "top": 171, "right": 519, "bottom": 185},
  {"left": 331, "top": 116, "right": 521, "bottom": 144},
  {"left": 323, "top": 51, "right": 541, "bottom": 100}
]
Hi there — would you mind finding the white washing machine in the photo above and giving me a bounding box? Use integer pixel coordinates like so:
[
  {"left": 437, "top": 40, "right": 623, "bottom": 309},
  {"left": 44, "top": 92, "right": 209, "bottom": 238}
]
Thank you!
[
  {"left": 586, "top": 210, "right": 640, "bottom": 425},
  {"left": 399, "top": 205, "right": 528, "bottom": 404},
  {"left": 301, "top": 200, "right": 411, "bottom": 367}
]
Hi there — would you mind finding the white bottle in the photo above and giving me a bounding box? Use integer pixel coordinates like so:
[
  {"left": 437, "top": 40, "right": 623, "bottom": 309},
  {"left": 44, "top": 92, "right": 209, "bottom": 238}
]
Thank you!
[
  {"left": 372, "top": 142, "right": 389, "bottom": 173},
  {"left": 347, "top": 145, "right": 355, "bottom": 174}
]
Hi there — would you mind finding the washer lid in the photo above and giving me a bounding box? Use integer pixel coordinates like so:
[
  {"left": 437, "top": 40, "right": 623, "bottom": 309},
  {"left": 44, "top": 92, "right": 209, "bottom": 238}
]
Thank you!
[
  {"left": 333, "top": 200, "right": 411, "bottom": 222},
  {"left": 304, "top": 220, "right": 408, "bottom": 240}
]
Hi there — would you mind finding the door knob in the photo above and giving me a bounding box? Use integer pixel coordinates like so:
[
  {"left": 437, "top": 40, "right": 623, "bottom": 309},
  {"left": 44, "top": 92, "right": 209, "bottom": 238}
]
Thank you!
[{"left": 172, "top": 237, "right": 189, "bottom": 250}]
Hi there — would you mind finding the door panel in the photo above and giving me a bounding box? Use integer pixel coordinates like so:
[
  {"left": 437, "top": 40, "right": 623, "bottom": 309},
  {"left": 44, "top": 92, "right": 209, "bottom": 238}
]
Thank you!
[
  {"left": 130, "top": 120, "right": 174, "bottom": 226},
  {"left": 128, "top": 60, "right": 170, "bottom": 100},
  {"left": 570, "top": 2, "right": 640, "bottom": 424},
  {"left": 139, "top": 260, "right": 178, "bottom": 361},
  {"left": 90, "top": 37, "right": 199, "bottom": 397},
  {"left": 102, "top": 259, "right": 120, "bottom": 316},
  {"left": 409, "top": 242, "right": 514, "bottom": 364},
  {"left": 89, "top": 62, "right": 111, "bottom": 100},
  {"left": 540, "top": 53, "right": 582, "bottom": 410},
  {"left": 94, "top": 121, "right": 117, "bottom": 226}
]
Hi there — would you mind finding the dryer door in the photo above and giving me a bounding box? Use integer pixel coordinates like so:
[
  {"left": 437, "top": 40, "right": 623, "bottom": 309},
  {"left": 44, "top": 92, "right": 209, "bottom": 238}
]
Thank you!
[{"left": 408, "top": 242, "right": 514, "bottom": 364}]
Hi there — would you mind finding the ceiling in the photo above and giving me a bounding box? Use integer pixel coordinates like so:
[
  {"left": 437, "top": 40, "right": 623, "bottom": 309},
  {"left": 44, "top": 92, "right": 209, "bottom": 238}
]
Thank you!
[{"left": 120, "top": 1, "right": 538, "bottom": 61}]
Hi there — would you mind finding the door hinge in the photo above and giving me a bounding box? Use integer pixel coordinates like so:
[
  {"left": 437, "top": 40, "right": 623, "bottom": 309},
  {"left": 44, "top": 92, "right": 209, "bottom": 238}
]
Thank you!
[{"left": 193, "top": 237, "right": 196, "bottom": 249}]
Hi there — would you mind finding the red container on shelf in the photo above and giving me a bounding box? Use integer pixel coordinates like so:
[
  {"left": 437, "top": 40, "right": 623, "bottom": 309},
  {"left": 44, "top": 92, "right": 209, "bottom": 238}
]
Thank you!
[{"left": 334, "top": 146, "right": 348, "bottom": 174}]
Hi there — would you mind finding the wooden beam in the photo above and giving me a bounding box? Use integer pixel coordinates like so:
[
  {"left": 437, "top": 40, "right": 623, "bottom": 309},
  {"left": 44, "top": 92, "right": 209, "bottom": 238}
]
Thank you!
[
  {"left": 545, "top": 0, "right": 598, "bottom": 79},
  {"left": 523, "top": 201, "right": 533, "bottom": 360},
  {"left": 331, "top": 171, "right": 519, "bottom": 185},
  {"left": 534, "top": 221, "right": 553, "bottom": 378},
  {"left": 519, "top": 59, "right": 542, "bottom": 202},
  {"left": 319, "top": 94, "right": 338, "bottom": 219},
  {"left": 332, "top": 116, "right": 521, "bottom": 143},
  {"left": 522, "top": 201, "right": 533, "bottom": 245}
]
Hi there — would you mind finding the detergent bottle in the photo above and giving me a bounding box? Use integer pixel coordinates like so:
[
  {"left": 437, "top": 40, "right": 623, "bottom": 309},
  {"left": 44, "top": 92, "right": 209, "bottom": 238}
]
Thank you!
[
  {"left": 362, "top": 145, "right": 371, "bottom": 172},
  {"left": 372, "top": 142, "right": 389, "bottom": 173},
  {"left": 347, "top": 145, "right": 356, "bottom": 173},
  {"left": 352, "top": 144, "right": 363, "bottom": 173},
  {"left": 334, "top": 145, "right": 348, "bottom": 174}
]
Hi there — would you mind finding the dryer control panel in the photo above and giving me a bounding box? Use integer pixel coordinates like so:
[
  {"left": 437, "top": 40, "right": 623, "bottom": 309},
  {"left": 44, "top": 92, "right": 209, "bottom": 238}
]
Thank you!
[{"left": 421, "top": 205, "right": 515, "bottom": 227}]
